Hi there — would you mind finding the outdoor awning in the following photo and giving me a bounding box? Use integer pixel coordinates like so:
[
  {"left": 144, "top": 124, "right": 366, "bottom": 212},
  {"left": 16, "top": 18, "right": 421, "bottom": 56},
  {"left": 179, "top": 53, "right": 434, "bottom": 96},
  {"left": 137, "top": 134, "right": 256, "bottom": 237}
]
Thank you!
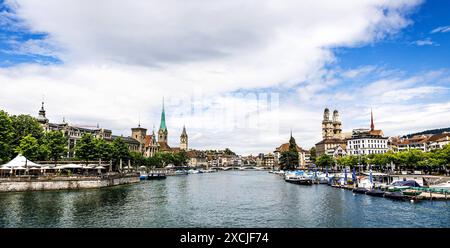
[
  {"left": 62, "top": 164, "right": 84, "bottom": 169},
  {"left": 0, "top": 154, "right": 41, "bottom": 168}
]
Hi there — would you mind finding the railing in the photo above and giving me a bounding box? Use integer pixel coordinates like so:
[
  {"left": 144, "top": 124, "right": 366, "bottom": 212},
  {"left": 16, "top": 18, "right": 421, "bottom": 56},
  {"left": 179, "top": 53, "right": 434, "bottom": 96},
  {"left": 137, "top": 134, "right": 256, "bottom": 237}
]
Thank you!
[{"left": 0, "top": 172, "right": 139, "bottom": 182}]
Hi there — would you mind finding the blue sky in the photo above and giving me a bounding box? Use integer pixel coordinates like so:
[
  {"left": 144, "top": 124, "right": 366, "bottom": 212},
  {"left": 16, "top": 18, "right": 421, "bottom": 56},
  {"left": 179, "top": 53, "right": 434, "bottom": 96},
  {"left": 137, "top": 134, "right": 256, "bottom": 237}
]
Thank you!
[
  {"left": 336, "top": 1, "right": 450, "bottom": 71},
  {"left": 0, "top": 0, "right": 449, "bottom": 154}
]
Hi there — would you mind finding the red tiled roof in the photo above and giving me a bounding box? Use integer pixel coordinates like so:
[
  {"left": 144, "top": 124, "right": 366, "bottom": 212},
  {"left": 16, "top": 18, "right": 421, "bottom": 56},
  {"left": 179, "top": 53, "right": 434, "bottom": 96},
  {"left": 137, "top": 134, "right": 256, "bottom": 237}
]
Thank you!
[{"left": 144, "top": 135, "right": 152, "bottom": 147}]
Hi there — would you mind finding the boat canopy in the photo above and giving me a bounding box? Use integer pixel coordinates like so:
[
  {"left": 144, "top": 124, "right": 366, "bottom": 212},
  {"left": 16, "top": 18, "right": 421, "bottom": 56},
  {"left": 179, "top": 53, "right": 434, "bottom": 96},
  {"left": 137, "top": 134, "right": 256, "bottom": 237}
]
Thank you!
[{"left": 391, "top": 180, "right": 421, "bottom": 187}]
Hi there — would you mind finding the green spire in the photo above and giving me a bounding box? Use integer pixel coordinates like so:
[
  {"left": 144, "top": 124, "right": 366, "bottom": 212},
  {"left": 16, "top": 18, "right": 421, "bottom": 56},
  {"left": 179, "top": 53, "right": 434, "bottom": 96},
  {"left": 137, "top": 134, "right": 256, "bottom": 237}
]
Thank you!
[{"left": 160, "top": 97, "right": 167, "bottom": 130}]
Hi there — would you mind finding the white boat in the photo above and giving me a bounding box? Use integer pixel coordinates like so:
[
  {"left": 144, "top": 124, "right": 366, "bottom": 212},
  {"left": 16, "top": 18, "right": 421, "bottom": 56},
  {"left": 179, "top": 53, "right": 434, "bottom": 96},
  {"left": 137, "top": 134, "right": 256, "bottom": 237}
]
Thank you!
[
  {"left": 284, "top": 173, "right": 313, "bottom": 185},
  {"left": 430, "top": 181, "right": 450, "bottom": 191},
  {"left": 188, "top": 169, "right": 200, "bottom": 174}
]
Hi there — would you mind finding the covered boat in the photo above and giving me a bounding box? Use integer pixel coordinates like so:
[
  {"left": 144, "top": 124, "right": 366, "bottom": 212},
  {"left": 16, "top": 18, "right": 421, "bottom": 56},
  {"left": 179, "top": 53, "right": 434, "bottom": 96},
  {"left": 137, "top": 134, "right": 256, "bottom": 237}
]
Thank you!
[
  {"left": 352, "top": 188, "right": 369, "bottom": 194},
  {"left": 365, "top": 189, "right": 385, "bottom": 197},
  {"left": 384, "top": 191, "right": 406, "bottom": 201}
]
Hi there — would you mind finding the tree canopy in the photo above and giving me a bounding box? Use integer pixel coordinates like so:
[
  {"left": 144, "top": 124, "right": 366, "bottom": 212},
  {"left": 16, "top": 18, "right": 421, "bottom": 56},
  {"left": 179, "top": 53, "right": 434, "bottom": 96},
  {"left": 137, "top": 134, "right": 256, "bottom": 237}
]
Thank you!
[{"left": 279, "top": 136, "right": 299, "bottom": 171}]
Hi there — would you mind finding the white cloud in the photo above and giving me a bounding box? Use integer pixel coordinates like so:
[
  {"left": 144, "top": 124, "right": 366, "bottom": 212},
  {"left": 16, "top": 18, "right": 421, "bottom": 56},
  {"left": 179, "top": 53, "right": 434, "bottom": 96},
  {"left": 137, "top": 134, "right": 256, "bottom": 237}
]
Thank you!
[
  {"left": 431, "top": 25, "right": 450, "bottom": 34},
  {"left": 0, "top": 0, "right": 433, "bottom": 155},
  {"left": 412, "top": 38, "right": 438, "bottom": 46}
]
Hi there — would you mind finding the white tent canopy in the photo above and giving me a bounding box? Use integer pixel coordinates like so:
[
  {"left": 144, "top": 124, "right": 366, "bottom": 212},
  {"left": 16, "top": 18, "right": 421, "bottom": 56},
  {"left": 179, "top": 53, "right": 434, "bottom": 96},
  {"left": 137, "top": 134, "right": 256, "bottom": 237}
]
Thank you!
[
  {"left": 0, "top": 154, "right": 41, "bottom": 168},
  {"left": 62, "top": 164, "right": 84, "bottom": 169}
]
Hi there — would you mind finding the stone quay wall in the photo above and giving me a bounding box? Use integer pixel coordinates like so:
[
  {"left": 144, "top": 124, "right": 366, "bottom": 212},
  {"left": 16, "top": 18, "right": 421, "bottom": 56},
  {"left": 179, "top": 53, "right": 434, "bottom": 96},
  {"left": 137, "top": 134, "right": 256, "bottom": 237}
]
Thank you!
[{"left": 0, "top": 174, "right": 139, "bottom": 193}]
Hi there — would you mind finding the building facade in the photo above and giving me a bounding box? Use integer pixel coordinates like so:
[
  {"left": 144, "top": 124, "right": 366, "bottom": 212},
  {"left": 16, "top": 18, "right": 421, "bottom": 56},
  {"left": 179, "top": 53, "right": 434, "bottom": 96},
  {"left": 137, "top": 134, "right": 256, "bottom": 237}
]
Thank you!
[
  {"left": 274, "top": 134, "right": 311, "bottom": 168},
  {"left": 37, "top": 102, "right": 146, "bottom": 158},
  {"left": 315, "top": 108, "right": 347, "bottom": 157},
  {"left": 346, "top": 110, "right": 388, "bottom": 155}
]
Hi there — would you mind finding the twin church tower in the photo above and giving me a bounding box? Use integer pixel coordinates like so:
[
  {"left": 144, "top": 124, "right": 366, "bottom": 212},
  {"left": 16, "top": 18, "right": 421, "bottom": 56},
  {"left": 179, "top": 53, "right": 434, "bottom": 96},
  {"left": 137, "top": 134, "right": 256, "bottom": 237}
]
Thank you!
[{"left": 321, "top": 108, "right": 342, "bottom": 140}]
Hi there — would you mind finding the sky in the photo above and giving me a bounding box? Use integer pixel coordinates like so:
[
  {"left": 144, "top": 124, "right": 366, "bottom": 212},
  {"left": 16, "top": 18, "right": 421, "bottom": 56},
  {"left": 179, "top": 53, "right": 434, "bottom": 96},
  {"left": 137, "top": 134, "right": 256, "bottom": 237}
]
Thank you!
[{"left": 0, "top": 0, "right": 449, "bottom": 155}]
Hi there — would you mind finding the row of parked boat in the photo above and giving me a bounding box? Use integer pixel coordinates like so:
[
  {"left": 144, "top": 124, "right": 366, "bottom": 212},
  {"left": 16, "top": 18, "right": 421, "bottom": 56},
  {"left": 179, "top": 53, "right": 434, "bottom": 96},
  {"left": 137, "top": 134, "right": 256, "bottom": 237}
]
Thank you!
[
  {"left": 270, "top": 169, "right": 450, "bottom": 201},
  {"left": 139, "top": 168, "right": 218, "bottom": 180}
]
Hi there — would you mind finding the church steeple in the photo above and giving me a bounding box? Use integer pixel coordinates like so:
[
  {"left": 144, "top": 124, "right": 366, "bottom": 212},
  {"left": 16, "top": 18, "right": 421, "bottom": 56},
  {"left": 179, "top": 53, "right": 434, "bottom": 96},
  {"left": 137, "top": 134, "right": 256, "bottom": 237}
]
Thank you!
[
  {"left": 158, "top": 97, "right": 168, "bottom": 145},
  {"left": 180, "top": 125, "right": 188, "bottom": 150},
  {"left": 37, "top": 101, "right": 49, "bottom": 124},
  {"left": 370, "top": 108, "right": 375, "bottom": 131},
  {"left": 160, "top": 97, "right": 167, "bottom": 131}
]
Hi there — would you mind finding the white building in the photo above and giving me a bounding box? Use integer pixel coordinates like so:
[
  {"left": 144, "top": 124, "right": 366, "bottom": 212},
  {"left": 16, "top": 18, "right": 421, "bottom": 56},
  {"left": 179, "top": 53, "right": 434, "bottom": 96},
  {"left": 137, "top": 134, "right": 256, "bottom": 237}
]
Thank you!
[
  {"left": 347, "top": 128, "right": 388, "bottom": 155},
  {"left": 347, "top": 109, "right": 388, "bottom": 156}
]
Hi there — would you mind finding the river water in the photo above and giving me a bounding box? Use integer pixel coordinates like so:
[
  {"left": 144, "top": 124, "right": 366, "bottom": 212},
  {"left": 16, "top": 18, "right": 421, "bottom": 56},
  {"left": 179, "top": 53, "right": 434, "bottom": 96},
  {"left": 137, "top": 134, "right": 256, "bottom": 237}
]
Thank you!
[{"left": 0, "top": 171, "right": 449, "bottom": 228}]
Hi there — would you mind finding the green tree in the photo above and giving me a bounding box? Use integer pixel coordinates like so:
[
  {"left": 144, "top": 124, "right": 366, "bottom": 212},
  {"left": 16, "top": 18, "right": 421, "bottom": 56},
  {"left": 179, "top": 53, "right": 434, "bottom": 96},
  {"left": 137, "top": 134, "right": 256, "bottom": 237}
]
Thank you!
[
  {"left": 279, "top": 136, "right": 299, "bottom": 171},
  {"left": 95, "top": 139, "right": 113, "bottom": 162},
  {"left": 174, "top": 150, "right": 189, "bottom": 166},
  {"left": 309, "top": 147, "right": 317, "bottom": 163},
  {"left": 0, "top": 110, "right": 14, "bottom": 164},
  {"left": 112, "top": 137, "right": 130, "bottom": 170},
  {"left": 44, "top": 131, "right": 68, "bottom": 166},
  {"left": 405, "top": 149, "right": 424, "bottom": 169},
  {"left": 10, "top": 114, "right": 44, "bottom": 149},
  {"left": 130, "top": 151, "right": 146, "bottom": 167},
  {"left": 316, "top": 154, "right": 335, "bottom": 169},
  {"left": 75, "top": 134, "right": 97, "bottom": 165},
  {"left": 160, "top": 152, "right": 175, "bottom": 167},
  {"left": 224, "top": 148, "right": 236, "bottom": 156},
  {"left": 14, "top": 134, "right": 40, "bottom": 161},
  {"left": 148, "top": 152, "right": 164, "bottom": 168}
]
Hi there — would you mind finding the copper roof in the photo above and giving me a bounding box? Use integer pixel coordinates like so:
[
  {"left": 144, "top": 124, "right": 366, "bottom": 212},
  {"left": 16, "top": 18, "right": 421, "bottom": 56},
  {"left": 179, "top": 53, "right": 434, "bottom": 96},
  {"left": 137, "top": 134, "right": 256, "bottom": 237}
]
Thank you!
[{"left": 315, "top": 139, "right": 347, "bottom": 145}]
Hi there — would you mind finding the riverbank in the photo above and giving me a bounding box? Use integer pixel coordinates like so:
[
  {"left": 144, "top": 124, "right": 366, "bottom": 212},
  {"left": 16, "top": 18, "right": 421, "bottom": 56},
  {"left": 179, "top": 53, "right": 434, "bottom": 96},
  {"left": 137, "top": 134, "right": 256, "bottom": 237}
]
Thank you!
[{"left": 0, "top": 173, "right": 140, "bottom": 193}]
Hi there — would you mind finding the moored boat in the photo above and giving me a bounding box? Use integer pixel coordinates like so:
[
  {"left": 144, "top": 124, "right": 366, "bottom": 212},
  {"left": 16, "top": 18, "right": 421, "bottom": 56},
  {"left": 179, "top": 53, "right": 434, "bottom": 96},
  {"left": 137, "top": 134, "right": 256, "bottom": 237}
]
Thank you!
[
  {"left": 429, "top": 181, "right": 450, "bottom": 191},
  {"left": 365, "top": 189, "right": 385, "bottom": 197},
  {"left": 147, "top": 173, "right": 167, "bottom": 180},
  {"left": 402, "top": 189, "right": 422, "bottom": 196},
  {"left": 352, "top": 187, "right": 369, "bottom": 194},
  {"left": 285, "top": 176, "right": 313, "bottom": 185},
  {"left": 384, "top": 191, "right": 405, "bottom": 201},
  {"left": 284, "top": 171, "right": 313, "bottom": 185}
]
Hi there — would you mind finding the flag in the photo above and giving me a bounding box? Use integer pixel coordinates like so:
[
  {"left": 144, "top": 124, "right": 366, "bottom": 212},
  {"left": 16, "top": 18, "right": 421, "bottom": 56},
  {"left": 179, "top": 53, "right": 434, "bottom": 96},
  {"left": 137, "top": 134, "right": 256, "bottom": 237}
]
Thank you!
[
  {"left": 344, "top": 168, "right": 347, "bottom": 185},
  {"left": 352, "top": 167, "right": 356, "bottom": 183}
]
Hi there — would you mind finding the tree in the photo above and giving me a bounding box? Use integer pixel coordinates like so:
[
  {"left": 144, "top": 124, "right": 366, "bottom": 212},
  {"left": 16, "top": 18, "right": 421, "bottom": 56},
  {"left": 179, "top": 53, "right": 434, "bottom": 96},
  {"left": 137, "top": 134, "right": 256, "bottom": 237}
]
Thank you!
[
  {"left": 148, "top": 152, "right": 164, "bottom": 168},
  {"left": 309, "top": 147, "right": 317, "bottom": 163},
  {"left": 14, "top": 135, "right": 40, "bottom": 161},
  {"left": 75, "top": 134, "right": 97, "bottom": 165},
  {"left": 44, "top": 131, "right": 68, "bottom": 166},
  {"left": 10, "top": 114, "right": 44, "bottom": 149},
  {"left": 95, "top": 139, "right": 113, "bottom": 162},
  {"left": 174, "top": 150, "right": 189, "bottom": 166},
  {"left": 160, "top": 152, "right": 175, "bottom": 167},
  {"left": 130, "top": 151, "right": 146, "bottom": 167},
  {"left": 224, "top": 148, "right": 236, "bottom": 156},
  {"left": 279, "top": 136, "right": 299, "bottom": 171},
  {"left": 316, "top": 154, "right": 335, "bottom": 169},
  {"left": 0, "top": 110, "right": 14, "bottom": 164},
  {"left": 111, "top": 137, "right": 130, "bottom": 170}
]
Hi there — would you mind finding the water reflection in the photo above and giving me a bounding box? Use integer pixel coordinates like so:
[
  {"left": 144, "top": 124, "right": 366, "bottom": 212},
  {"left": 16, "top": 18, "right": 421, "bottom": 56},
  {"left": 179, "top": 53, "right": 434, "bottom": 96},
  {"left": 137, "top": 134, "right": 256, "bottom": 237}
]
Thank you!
[{"left": 0, "top": 171, "right": 449, "bottom": 228}]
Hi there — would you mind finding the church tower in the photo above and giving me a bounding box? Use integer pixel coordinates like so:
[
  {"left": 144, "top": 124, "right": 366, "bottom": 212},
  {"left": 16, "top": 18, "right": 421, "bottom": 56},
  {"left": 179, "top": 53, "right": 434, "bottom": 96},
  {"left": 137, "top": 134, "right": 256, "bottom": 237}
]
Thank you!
[
  {"left": 370, "top": 108, "right": 375, "bottom": 131},
  {"left": 332, "top": 110, "right": 342, "bottom": 139},
  {"left": 180, "top": 125, "right": 188, "bottom": 151},
  {"left": 322, "top": 108, "right": 333, "bottom": 140},
  {"left": 131, "top": 122, "right": 147, "bottom": 154},
  {"left": 158, "top": 98, "right": 168, "bottom": 145},
  {"left": 37, "top": 102, "right": 49, "bottom": 131}
]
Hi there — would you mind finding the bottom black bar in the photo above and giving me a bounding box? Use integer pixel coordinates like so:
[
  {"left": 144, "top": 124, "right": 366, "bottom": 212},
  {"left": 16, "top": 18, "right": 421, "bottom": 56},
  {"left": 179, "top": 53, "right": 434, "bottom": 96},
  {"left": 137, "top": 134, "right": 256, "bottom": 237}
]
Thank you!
[{"left": 1, "top": 228, "right": 448, "bottom": 247}]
